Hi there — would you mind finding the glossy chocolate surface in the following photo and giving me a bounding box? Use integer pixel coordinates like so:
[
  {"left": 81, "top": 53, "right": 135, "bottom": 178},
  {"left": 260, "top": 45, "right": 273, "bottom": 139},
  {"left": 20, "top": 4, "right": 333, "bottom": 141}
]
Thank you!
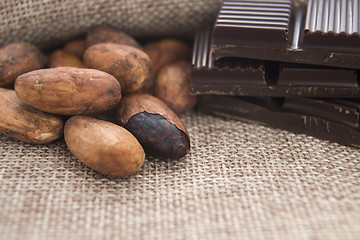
[
  {"left": 197, "top": 95, "right": 360, "bottom": 147},
  {"left": 211, "top": 0, "right": 360, "bottom": 68}
]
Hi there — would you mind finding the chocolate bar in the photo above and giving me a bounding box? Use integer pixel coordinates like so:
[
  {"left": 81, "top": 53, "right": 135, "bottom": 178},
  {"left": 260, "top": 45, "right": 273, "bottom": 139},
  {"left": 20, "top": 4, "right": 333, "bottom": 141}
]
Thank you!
[
  {"left": 191, "top": 29, "right": 360, "bottom": 98},
  {"left": 211, "top": 0, "right": 360, "bottom": 69},
  {"left": 197, "top": 95, "right": 360, "bottom": 147}
]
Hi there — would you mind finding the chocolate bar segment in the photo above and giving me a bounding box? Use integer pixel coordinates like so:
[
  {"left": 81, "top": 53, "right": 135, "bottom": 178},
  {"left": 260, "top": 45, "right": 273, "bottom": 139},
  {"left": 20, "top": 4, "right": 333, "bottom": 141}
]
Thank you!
[
  {"left": 197, "top": 95, "right": 360, "bottom": 147},
  {"left": 303, "top": 0, "right": 360, "bottom": 51},
  {"left": 211, "top": 0, "right": 360, "bottom": 68},
  {"left": 191, "top": 29, "right": 360, "bottom": 97},
  {"left": 213, "top": 0, "right": 292, "bottom": 46}
]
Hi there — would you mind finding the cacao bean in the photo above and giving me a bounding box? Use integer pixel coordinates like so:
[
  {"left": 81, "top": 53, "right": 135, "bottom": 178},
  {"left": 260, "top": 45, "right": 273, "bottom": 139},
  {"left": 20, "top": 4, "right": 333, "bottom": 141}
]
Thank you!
[
  {"left": 143, "top": 39, "right": 191, "bottom": 74},
  {"left": 0, "top": 87, "right": 64, "bottom": 144},
  {"left": 49, "top": 50, "right": 86, "bottom": 68},
  {"left": 63, "top": 39, "right": 87, "bottom": 58},
  {"left": 0, "top": 42, "right": 46, "bottom": 88},
  {"left": 64, "top": 115, "right": 145, "bottom": 176},
  {"left": 84, "top": 43, "right": 152, "bottom": 93},
  {"left": 116, "top": 93, "right": 190, "bottom": 159},
  {"left": 14, "top": 67, "right": 121, "bottom": 115},
  {"left": 86, "top": 26, "right": 142, "bottom": 49},
  {"left": 154, "top": 61, "right": 197, "bottom": 115}
]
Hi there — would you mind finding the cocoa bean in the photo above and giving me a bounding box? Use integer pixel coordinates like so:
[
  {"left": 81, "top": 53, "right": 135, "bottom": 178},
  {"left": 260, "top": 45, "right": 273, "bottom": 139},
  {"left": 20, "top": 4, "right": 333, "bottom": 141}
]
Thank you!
[
  {"left": 49, "top": 50, "right": 86, "bottom": 68},
  {"left": 86, "top": 26, "right": 142, "bottom": 49},
  {"left": 154, "top": 61, "right": 197, "bottom": 115},
  {"left": 143, "top": 39, "right": 191, "bottom": 74},
  {"left": 84, "top": 43, "right": 152, "bottom": 93},
  {"left": 64, "top": 116, "right": 145, "bottom": 176},
  {"left": 14, "top": 67, "right": 121, "bottom": 115},
  {"left": 0, "top": 87, "right": 64, "bottom": 144},
  {"left": 0, "top": 42, "right": 46, "bottom": 88},
  {"left": 63, "top": 39, "right": 87, "bottom": 58},
  {"left": 116, "top": 93, "right": 190, "bottom": 159}
]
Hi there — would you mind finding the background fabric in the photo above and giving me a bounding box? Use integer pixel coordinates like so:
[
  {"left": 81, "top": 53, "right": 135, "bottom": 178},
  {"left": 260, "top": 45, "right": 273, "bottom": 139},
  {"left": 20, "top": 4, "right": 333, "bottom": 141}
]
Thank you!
[
  {"left": 1, "top": 1, "right": 360, "bottom": 239},
  {"left": 0, "top": 0, "right": 222, "bottom": 48},
  {"left": 1, "top": 111, "right": 360, "bottom": 240}
]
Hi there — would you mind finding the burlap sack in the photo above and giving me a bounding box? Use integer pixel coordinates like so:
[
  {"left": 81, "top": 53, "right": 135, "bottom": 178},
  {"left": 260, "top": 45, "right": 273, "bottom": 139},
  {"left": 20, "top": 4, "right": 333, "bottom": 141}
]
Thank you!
[
  {"left": 0, "top": 0, "right": 222, "bottom": 48},
  {"left": 1, "top": 1, "right": 359, "bottom": 240}
]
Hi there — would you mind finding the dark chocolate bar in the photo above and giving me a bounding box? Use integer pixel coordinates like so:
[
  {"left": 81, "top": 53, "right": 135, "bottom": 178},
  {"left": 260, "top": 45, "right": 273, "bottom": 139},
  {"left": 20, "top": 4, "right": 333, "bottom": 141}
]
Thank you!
[
  {"left": 191, "top": 29, "right": 360, "bottom": 98},
  {"left": 197, "top": 95, "right": 360, "bottom": 147},
  {"left": 211, "top": 0, "right": 360, "bottom": 69}
]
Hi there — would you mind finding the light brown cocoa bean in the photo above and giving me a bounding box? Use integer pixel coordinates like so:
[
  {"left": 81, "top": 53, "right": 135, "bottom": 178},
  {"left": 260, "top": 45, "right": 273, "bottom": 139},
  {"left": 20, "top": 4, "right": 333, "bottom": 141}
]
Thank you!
[
  {"left": 64, "top": 116, "right": 145, "bottom": 176},
  {"left": 0, "top": 87, "right": 64, "bottom": 144},
  {"left": 63, "top": 39, "right": 87, "bottom": 58},
  {"left": 84, "top": 43, "right": 152, "bottom": 93},
  {"left": 143, "top": 39, "right": 191, "bottom": 74},
  {"left": 116, "top": 93, "right": 190, "bottom": 159},
  {"left": 154, "top": 61, "right": 197, "bottom": 115},
  {"left": 86, "top": 26, "right": 142, "bottom": 49},
  {"left": 49, "top": 50, "right": 86, "bottom": 68},
  {"left": 0, "top": 42, "right": 46, "bottom": 88},
  {"left": 14, "top": 67, "right": 121, "bottom": 115}
]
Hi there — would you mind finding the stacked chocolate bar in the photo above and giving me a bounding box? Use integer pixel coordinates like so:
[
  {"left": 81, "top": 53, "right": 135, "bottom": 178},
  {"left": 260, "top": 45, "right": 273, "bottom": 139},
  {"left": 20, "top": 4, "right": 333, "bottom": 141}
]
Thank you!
[{"left": 191, "top": 0, "right": 360, "bottom": 147}]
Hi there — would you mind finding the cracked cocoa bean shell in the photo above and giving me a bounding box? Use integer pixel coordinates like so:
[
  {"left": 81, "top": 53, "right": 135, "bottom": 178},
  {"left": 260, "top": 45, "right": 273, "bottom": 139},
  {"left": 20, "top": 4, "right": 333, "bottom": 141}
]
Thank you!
[
  {"left": 0, "top": 42, "right": 46, "bottom": 88},
  {"left": 0, "top": 88, "right": 64, "bottom": 144},
  {"left": 154, "top": 61, "right": 197, "bottom": 115},
  {"left": 64, "top": 116, "right": 145, "bottom": 177},
  {"left": 84, "top": 43, "right": 152, "bottom": 93},
  {"left": 14, "top": 67, "right": 121, "bottom": 115},
  {"left": 115, "top": 93, "right": 190, "bottom": 159}
]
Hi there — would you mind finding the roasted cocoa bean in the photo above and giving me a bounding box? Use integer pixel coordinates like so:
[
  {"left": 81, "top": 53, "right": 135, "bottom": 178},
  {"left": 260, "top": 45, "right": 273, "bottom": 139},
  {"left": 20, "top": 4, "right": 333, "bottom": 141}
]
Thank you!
[
  {"left": 86, "top": 26, "right": 142, "bottom": 49},
  {"left": 143, "top": 39, "right": 191, "bottom": 74},
  {"left": 0, "top": 87, "right": 64, "bottom": 144},
  {"left": 154, "top": 61, "right": 197, "bottom": 115},
  {"left": 116, "top": 93, "right": 190, "bottom": 159},
  {"left": 63, "top": 39, "right": 87, "bottom": 58},
  {"left": 0, "top": 42, "right": 46, "bottom": 88},
  {"left": 64, "top": 116, "right": 145, "bottom": 176},
  {"left": 49, "top": 50, "right": 86, "bottom": 68},
  {"left": 14, "top": 67, "right": 121, "bottom": 115},
  {"left": 84, "top": 43, "right": 152, "bottom": 93}
]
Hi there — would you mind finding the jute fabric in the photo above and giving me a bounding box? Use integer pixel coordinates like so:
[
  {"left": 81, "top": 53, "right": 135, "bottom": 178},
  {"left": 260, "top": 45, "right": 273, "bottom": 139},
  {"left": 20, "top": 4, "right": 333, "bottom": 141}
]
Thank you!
[
  {"left": 1, "top": 111, "right": 360, "bottom": 240},
  {"left": 0, "top": 1, "right": 359, "bottom": 239},
  {"left": 0, "top": 0, "right": 222, "bottom": 48}
]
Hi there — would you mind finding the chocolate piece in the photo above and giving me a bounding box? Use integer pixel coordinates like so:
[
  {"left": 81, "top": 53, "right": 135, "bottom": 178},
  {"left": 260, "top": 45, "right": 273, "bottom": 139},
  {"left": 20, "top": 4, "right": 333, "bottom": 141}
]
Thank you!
[
  {"left": 191, "top": 29, "right": 360, "bottom": 97},
  {"left": 197, "top": 95, "right": 360, "bottom": 148},
  {"left": 211, "top": 0, "right": 360, "bottom": 69}
]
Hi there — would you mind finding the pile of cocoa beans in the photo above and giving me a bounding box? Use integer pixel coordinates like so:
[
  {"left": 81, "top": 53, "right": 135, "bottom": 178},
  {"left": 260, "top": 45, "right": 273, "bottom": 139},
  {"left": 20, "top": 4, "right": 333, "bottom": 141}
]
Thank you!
[{"left": 0, "top": 26, "right": 197, "bottom": 177}]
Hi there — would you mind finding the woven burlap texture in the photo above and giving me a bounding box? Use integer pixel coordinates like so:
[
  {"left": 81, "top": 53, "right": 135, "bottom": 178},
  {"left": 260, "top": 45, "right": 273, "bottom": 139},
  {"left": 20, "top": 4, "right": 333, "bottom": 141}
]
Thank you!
[
  {"left": 0, "top": 0, "right": 222, "bottom": 48},
  {"left": 1, "top": 111, "right": 360, "bottom": 240},
  {"left": 1, "top": 0, "right": 360, "bottom": 239}
]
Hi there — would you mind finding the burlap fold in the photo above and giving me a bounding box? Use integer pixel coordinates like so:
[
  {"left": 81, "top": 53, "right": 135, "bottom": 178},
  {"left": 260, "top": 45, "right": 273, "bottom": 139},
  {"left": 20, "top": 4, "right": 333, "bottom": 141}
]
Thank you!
[{"left": 0, "top": 0, "right": 222, "bottom": 48}]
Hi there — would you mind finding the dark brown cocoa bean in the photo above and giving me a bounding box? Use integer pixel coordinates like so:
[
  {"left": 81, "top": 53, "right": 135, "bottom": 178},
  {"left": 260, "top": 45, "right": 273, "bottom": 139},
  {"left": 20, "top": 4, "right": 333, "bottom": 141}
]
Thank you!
[{"left": 116, "top": 93, "right": 190, "bottom": 159}]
